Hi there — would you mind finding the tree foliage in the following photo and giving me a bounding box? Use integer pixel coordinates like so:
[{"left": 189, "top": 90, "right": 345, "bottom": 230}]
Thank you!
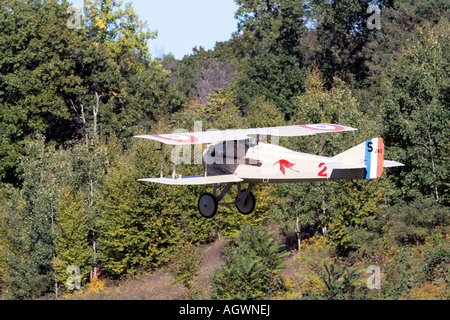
[
  {"left": 309, "top": 0, "right": 394, "bottom": 87},
  {"left": 169, "top": 241, "right": 203, "bottom": 299},
  {"left": 83, "top": 0, "right": 156, "bottom": 58},
  {"left": 0, "top": 0, "right": 180, "bottom": 185},
  {"left": 0, "top": 0, "right": 448, "bottom": 300},
  {"left": 234, "top": 0, "right": 309, "bottom": 118},
  {"left": 381, "top": 19, "right": 449, "bottom": 205},
  {"left": 210, "top": 225, "right": 287, "bottom": 300},
  {"left": 53, "top": 189, "right": 91, "bottom": 291},
  {"left": 4, "top": 135, "right": 71, "bottom": 298}
]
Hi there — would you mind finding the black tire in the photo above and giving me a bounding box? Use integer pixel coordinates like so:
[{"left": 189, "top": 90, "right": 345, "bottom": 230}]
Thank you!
[
  {"left": 235, "top": 190, "right": 256, "bottom": 215},
  {"left": 198, "top": 193, "right": 218, "bottom": 219}
]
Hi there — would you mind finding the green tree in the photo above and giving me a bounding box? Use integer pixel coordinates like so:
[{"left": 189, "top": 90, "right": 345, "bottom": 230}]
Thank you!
[
  {"left": 83, "top": 0, "right": 156, "bottom": 59},
  {"left": 70, "top": 136, "right": 109, "bottom": 273},
  {"left": 52, "top": 189, "right": 91, "bottom": 292},
  {"left": 293, "top": 67, "right": 375, "bottom": 133},
  {"left": 381, "top": 19, "right": 449, "bottom": 205},
  {"left": 234, "top": 0, "right": 309, "bottom": 118},
  {"left": 210, "top": 225, "right": 287, "bottom": 299},
  {"left": 275, "top": 182, "right": 330, "bottom": 251},
  {"left": 327, "top": 179, "right": 389, "bottom": 255},
  {"left": 97, "top": 147, "right": 162, "bottom": 276},
  {"left": 337, "top": 197, "right": 449, "bottom": 299},
  {"left": 5, "top": 135, "right": 71, "bottom": 299},
  {"left": 246, "top": 95, "right": 285, "bottom": 128},
  {"left": 0, "top": 0, "right": 87, "bottom": 184},
  {"left": 377, "top": 200, "right": 449, "bottom": 248},
  {"left": 364, "top": 0, "right": 450, "bottom": 84},
  {"left": 0, "top": 184, "right": 18, "bottom": 297},
  {"left": 0, "top": 0, "right": 180, "bottom": 185},
  {"left": 169, "top": 241, "right": 203, "bottom": 299},
  {"left": 302, "top": 262, "right": 365, "bottom": 300},
  {"left": 309, "top": 0, "right": 394, "bottom": 87},
  {"left": 424, "top": 245, "right": 450, "bottom": 286},
  {"left": 98, "top": 135, "right": 214, "bottom": 276}
]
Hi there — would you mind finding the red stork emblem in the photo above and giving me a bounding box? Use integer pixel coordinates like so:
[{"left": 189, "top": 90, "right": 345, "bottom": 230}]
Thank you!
[{"left": 273, "top": 160, "right": 300, "bottom": 175}]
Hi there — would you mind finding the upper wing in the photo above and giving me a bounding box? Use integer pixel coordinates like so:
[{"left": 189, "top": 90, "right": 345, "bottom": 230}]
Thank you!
[
  {"left": 134, "top": 123, "right": 357, "bottom": 145},
  {"left": 138, "top": 174, "right": 243, "bottom": 185}
]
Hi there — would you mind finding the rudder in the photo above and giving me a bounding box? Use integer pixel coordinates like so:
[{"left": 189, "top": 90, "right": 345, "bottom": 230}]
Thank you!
[
  {"left": 364, "top": 138, "right": 384, "bottom": 179},
  {"left": 331, "top": 138, "right": 385, "bottom": 179}
]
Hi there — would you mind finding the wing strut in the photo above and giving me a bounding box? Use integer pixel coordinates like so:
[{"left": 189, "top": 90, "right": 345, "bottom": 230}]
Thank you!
[
  {"left": 156, "top": 142, "right": 211, "bottom": 180},
  {"left": 159, "top": 142, "right": 164, "bottom": 178},
  {"left": 204, "top": 153, "right": 208, "bottom": 177}
]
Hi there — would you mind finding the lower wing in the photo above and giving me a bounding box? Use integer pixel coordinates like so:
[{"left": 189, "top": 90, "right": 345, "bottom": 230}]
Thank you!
[{"left": 137, "top": 174, "right": 243, "bottom": 185}]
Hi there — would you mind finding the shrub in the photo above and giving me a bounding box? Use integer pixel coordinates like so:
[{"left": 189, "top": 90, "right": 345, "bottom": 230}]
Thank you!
[
  {"left": 210, "top": 224, "right": 287, "bottom": 300},
  {"left": 169, "top": 241, "right": 203, "bottom": 299}
]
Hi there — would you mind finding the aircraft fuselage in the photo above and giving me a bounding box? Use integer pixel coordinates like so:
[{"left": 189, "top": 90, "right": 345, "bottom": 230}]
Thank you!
[{"left": 202, "top": 142, "right": 363, "bottom": 184}]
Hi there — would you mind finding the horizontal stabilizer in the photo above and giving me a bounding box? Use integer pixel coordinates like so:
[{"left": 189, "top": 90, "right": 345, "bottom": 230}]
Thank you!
[
  {"left": 383, "top": 160, "right": 404, "bottom": 168},
  {"left": 326, "top": 160, "right": 403, "bottom": 170},
  {"left": 138, "top": 175, "right": 243, "bottom": 185}
]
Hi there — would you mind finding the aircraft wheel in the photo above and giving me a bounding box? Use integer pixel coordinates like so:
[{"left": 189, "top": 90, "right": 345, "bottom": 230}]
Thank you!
[
  {"left": 198, "top": 193, "right": 218, "bottom": 219},
  {"left": 235, "top": 190, "right": 256, "bottom": 215}
]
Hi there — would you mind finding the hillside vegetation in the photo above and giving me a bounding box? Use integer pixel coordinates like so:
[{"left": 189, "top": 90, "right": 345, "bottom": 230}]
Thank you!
[{"left": 0, "top": 0, "right": 448, "bottom": 300}]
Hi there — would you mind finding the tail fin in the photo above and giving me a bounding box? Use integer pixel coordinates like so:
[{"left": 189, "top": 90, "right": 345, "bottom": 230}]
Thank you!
[
  {"left": 364, "top": 138, "right": 385, "bottom": 179},
  {"left": 332, "top": 138, "right": 385, "bottom": 179}
]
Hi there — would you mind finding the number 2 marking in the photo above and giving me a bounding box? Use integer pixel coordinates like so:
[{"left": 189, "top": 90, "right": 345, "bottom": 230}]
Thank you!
[{"left": 318, "top": 163, "right": 328, "bottom": 177}]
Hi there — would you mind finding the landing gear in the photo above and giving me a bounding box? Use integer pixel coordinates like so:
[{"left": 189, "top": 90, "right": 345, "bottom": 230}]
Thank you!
[
  {"left": 235, "top": 189, "right": 256, "bottom": 215},
  {"left": 196, "top": 183, "right": 256, "bottom": 218},
  {"left": 198, "top": 193, "right": 218, "bottom": 219}
]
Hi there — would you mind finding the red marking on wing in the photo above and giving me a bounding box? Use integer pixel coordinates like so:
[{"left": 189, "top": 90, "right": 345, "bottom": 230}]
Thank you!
[
  {"left": 273, "top": 160, "right": 300, "bottom": 175},
  {"left": 152, "top": 134, "right": 199, "bottom": 143},
  {"left": 298, "top": 124, "right": 345, "bottom": 131}
]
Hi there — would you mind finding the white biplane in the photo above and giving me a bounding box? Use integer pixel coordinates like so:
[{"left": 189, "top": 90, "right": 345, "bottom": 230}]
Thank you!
[{"left": 134, "top": 123, "right": 403, "bottom": 218}]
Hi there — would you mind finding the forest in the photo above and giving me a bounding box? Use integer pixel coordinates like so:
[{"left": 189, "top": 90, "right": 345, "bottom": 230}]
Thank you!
[{"left": 0, "top": 0, "right": 448, "bottom": 300}]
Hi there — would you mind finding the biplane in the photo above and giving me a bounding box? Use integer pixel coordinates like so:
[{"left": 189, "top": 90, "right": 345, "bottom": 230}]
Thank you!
[{"left": 134, "top": 123, "right": 403, "bottom": 218}]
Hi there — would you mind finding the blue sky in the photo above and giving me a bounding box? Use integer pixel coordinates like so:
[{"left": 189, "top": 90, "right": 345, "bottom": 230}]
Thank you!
[{"left": 70, "top": 0, "right": 239, "bottom": 59}]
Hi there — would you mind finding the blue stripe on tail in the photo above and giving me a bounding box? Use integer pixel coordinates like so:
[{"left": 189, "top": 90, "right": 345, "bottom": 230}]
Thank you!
[{"left": 364, "top": 140, "right": 372, "bottom": 179}]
